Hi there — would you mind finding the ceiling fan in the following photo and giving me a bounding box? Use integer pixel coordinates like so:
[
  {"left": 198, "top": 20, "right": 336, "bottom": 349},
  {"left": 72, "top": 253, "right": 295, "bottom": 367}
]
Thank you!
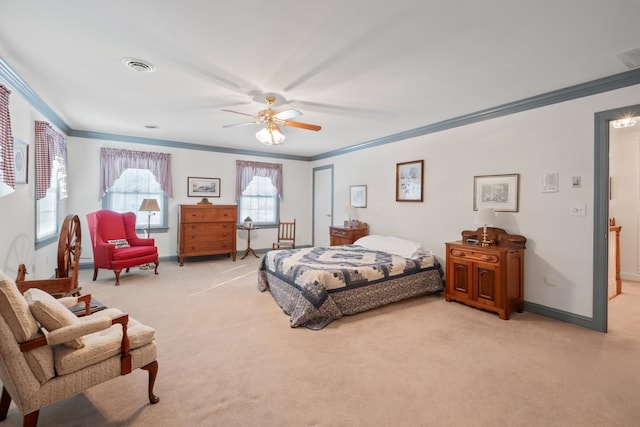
[{"left": 222, "top": 96, "right": 321, "bottom": 145}]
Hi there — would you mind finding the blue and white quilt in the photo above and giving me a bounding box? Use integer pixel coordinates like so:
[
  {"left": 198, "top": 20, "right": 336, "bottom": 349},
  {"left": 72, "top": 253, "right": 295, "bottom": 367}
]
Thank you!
[{"left": 258, "top": 245, "right": 444, "bottom": 329}]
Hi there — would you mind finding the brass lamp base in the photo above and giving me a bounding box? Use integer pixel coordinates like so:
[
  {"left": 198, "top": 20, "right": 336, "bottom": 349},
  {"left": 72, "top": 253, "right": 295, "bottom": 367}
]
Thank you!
[{"left": 481, "top": 225, "right": 493, "bottom": 247}]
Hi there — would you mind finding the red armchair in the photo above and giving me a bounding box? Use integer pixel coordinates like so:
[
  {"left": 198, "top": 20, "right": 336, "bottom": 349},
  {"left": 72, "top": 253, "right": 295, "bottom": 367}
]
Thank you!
[{"left": 86, "top": 210, "right": 159, "bottom": 286}]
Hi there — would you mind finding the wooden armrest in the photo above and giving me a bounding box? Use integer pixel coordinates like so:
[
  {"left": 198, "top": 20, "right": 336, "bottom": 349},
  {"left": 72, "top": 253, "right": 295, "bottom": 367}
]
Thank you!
[
  {"left": 77, "top": 294, "right": 92, "bottom": 316},
  {"left": 112, "top": 314, "right": 132, "bottom": 375},
  {"left": 19, "top": 335, "right": 48, "bottom": 352},
  {"left": 16, "top": 276, "right": 77, "bottom": 297}
]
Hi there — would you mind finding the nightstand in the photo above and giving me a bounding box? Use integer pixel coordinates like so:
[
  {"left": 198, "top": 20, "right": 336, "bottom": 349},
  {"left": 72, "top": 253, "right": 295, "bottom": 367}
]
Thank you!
[
  {"left": 445, "top": 227, "right": 526, "bottom": 320},
  {"left": 329, "top": 224, "right": 368, "bottom": 246}
]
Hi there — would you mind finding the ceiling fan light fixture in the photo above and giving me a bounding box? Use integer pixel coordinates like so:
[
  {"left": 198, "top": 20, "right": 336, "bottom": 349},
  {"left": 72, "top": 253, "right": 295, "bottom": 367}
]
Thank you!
[{"left": 256, "top": 126, "right": 285, "bottom": 145}]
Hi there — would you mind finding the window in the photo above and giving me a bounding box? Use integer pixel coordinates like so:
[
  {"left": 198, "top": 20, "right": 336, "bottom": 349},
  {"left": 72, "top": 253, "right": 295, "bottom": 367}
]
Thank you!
[
  {"left": 103, "top": 168, "right": 168, "bottom": 231},
  {"left": 35, "top": 121, "right": 68, "bottom": 244},
  {"left": 235, "top": 160, "right": 283, "bottom": 227},
  {"left": 36, "top": 159, "right": 61, "bottom": 241},
  {"left": 238, "top": 176, "right": 279, "bottom": 226}
]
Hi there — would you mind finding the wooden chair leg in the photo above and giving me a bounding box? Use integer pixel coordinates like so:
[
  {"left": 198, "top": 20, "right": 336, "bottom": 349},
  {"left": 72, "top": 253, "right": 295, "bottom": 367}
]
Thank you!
[
  {"left": 23, "top": 411, "right": 39, "bottom": 427},
  {"left": 153, "top": 261, "right": 159, "bottom": 275},
  {"left": 141, "top": 361, "right": 160, "bottom": 404},
  {"left": 0, "top": 387, "right": 11, "bottom": 421},
  {"left": 114, "top": 269, "right": 122, "bottom": 286},
  {"left": 92, "top": 268, "right": 99, "bottom": 281}
]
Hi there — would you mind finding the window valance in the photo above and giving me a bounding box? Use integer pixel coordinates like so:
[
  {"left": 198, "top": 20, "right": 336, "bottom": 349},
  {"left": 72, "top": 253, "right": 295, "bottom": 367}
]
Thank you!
[
  {"left": 100, "top": 148, "right": 173, "bottom": 198},
  {"left": 235, "top": 160, "right": 283, "bottom": 200}
]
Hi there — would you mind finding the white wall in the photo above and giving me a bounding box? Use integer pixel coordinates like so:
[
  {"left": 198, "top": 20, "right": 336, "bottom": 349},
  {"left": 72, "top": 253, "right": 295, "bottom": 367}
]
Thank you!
[
  {"left": 313, "top": 85, "right": 640, "bottom": 318},
  {"left": 66, "top": 137, "right": 312, "bottom": 264},
  {"left": 3, "top": 72, "right": 640, "bottom": 320}
]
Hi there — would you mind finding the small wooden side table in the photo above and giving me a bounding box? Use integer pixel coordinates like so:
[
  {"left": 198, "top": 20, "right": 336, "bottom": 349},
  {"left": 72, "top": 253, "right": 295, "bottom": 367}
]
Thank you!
[
  {"left": 239, "top": 226, "right": 260, "bottom": 259},
  {"left": 329, "top": 224, "right": 368, "bottom": 246}
]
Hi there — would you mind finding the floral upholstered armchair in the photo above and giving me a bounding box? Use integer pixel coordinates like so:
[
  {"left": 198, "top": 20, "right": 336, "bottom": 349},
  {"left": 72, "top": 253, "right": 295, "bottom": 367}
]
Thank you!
[
  {"left": 86, "top": 210, "right": 159, "bottom": 286},
  {"left": 0, "top": 268, "right": 159, "bottom": 426}
]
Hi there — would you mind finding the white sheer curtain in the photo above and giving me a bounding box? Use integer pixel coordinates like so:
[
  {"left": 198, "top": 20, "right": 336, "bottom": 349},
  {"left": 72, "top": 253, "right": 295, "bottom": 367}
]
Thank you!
[
  {"left": 35, "top": 121, "right": 67, "bottom": 201},
  {"left": 100, "top": 147, "right": 173, "bottom": 198},
  {"left": 0, "top": 84, "right": 15, "bottom": 197},
  {"left": 235, "top": 160, "right": 283, "bottom": 200}
]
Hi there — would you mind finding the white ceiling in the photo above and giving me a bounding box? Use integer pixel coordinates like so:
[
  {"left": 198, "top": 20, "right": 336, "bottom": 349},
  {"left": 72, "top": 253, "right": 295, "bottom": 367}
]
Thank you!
[{"left": 1, "top": 0, "right": 639, "bottom": 158}]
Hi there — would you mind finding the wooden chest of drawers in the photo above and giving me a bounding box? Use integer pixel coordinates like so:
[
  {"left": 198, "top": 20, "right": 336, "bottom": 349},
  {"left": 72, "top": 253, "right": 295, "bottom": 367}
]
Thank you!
[
  {"left": 329, "top": 225, "right": 368, "bottom": 246},
  {"left": 178, "top": 204, "right": 237, "bottom": 265},
  {"left": 445, "top": 227, "right": 526, "bottom": 319}
]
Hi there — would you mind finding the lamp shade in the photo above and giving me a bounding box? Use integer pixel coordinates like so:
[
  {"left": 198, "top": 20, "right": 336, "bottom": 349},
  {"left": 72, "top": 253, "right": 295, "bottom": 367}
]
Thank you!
[
  {"left": 256, "top": 126, "right": 285, "bottom": 145},
  {"left": 139, "top": 198, "right": 160, "bottom": 212},
  {"left": 474, "top": 208, "right": 496, "bottom": 226}
]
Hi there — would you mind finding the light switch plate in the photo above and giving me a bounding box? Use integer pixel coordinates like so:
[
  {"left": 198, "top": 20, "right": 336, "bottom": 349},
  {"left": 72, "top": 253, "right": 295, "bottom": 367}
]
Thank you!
[{"left": 570, "top": 204, "right": 587, "bottom": 216}]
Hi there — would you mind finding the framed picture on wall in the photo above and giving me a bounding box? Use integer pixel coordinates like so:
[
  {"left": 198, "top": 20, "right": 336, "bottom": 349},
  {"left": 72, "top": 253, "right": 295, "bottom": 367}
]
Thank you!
[
  {"left": 473, "top": 173, "right": 519, "bottom": 212},
  {"left": 187, "top": 177, "right": 221, "bottom": 198},
  {"left": 396, "top": 160, "right": 424, "bottom": 202},
  {"left": 350, "top": 185, "right": 367, "bottom": 208},
  {"left": 13, "top": 140, "right": 28, "bottom": 184}
]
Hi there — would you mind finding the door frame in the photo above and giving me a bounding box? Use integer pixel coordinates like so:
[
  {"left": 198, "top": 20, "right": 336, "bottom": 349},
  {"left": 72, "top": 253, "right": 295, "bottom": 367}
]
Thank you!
[
  {"left": 593, "top": 102, "right": 640, "bottom": 332},
  {"left": 312, "top": 164, "right": 334, "bottom": 247}
]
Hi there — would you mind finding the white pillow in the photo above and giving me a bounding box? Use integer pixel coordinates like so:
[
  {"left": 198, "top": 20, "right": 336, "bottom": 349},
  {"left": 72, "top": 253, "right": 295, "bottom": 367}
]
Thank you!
[
  {"left": 107, "top": 239, "right": 130, "bottom": 248},
  {"left": 354, "top": 235, "right": 429, "bottom": 259}
]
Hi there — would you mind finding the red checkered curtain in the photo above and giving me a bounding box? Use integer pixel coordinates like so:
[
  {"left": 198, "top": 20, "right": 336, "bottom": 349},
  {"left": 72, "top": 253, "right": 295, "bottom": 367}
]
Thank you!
[
  {"left": 35, "top": 121, "right": 68, "bottom": 200},
  {"left": 99, "top": 147, "right": 173, "bottom": 198},
  {"left": 0, "top": 84, "right": 16, "bottom": 194},
  {"left": 235, "top": 160, "right": 283, "bottom": 200}
]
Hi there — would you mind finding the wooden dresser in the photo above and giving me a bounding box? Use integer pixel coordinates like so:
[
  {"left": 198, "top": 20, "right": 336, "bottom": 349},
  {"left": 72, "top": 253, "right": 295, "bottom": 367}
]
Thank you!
[
  {"left": 178, "top": 204, "right": 237, "bottom": 266},
  {"left": 445, "top": 227, "right": 526, "bottom": 320},
  {"left": 329, "top": 223, "right": 368, "bottom": 246}
]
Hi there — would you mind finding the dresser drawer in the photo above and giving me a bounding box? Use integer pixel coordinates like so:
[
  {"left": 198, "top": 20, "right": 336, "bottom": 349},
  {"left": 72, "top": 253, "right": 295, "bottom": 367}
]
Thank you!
[
  {"left": 181, "top": 206, "right": 236, "bottom": 223},
  {"left": 183, "top": 222, "right": 234, "bottom": 235},
  {"left": 330, "top": 228, "right": 348, "bottom": 238},
  {"left": 182, "top": 231, "right": 233, "bottom": 243},
  {"left": 183, "top": 240, "right": 234, "bottom": 255},
  {"left": 449, "top": 248, "right": 500, "bottom": 264}
]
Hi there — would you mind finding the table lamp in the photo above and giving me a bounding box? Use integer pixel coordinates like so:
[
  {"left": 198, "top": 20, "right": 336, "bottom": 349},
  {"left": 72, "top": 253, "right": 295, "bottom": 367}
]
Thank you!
[
  {"left": 474, "top": 208, "right": 496, "bottom": 247},
  {"left": 139, "top": 198, "right": 160, "bottom": 238}
]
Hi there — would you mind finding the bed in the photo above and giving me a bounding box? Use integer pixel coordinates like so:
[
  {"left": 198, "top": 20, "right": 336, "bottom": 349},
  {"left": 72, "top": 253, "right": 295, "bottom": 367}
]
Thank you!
[{"left": 258, "top": 235, "right": 444, "bottom": 329}]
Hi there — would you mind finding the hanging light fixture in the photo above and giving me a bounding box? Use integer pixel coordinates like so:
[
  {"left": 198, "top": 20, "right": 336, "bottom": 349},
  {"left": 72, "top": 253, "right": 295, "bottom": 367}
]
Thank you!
[
  {"left": 256, "top": 122, "right": 285, "bottom": 145},
  {"left": 611, "top": 116, "right": 637, "bottom": 128}
]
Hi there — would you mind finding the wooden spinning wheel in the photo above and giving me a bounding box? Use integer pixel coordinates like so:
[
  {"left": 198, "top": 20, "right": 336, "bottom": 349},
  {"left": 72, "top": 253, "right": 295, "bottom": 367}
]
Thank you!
[
  {"left": 16, "top": 214, "right": 82, "bottom": 297},
  {"left": 57, "top": 214, "right": 82, "bottom": 289}
]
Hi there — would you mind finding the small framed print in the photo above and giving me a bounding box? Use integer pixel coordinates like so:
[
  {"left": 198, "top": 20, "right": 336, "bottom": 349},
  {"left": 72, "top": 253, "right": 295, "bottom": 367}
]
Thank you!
[
  {"left": 187, "top": 177, "right": 221, "bottom": 198},
  {"left": 13, "top": 140, "right": 28, "bottom": 184},
  {"left": 396, "top": 160, "right": 424, "bottom": 202},
  {"left": 350, "top": 185, "right": 367, "bottom": 208},
  {"left": 473, "top": 174, "right": 519, "bottom": 212}
]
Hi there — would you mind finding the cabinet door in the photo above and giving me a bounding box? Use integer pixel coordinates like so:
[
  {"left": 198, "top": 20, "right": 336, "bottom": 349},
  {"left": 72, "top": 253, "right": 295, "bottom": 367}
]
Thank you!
[
  {"left": 450, "top": 258, "right": 473, "bottom": 298},
  {"left": 474, "top": 263, "right": 498, "bottom": 308}
]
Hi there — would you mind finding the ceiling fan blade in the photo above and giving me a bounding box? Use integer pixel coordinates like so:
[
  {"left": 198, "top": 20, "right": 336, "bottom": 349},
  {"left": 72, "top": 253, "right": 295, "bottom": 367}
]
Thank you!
[
  {"left": 274, "top": 109, "right": 302, "bottom": 120},
  {"left": 222, "top": 121, "right": 258, "bottom": 128},
  {"left": 282, "top": 121, "right": 321, "bottom": 131},
  {"left": 221, "top": 108, "right": 257, "bottom": 118}
]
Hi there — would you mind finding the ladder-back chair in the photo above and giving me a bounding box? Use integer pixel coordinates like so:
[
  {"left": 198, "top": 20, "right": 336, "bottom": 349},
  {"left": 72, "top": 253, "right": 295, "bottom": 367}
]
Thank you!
[{"left": 272, "top": 219, "right": 296, "bottom": 249}]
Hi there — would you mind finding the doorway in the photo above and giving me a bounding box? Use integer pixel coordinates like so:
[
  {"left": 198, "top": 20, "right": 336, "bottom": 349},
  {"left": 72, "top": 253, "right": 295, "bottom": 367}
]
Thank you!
[
  {"left": 312, "top": 165, "right": 333, "bottom": 247},
  {"left": 594, "top": 103, "right": 640, "bottom": 332}
]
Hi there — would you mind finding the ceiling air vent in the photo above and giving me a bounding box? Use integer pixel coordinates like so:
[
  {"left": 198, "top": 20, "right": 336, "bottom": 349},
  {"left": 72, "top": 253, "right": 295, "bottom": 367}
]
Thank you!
[
  {"left": 122, "top": 58, "right": 156, "bottom": 73},
  {"left": 615, "top": 47, "right": 640, "bottom": 69}
]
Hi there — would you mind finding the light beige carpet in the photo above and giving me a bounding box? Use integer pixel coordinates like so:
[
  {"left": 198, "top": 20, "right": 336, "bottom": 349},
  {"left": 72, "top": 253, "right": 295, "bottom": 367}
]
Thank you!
[{"left": 2, "top": 256, "right": 639, "bottom": 426}]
